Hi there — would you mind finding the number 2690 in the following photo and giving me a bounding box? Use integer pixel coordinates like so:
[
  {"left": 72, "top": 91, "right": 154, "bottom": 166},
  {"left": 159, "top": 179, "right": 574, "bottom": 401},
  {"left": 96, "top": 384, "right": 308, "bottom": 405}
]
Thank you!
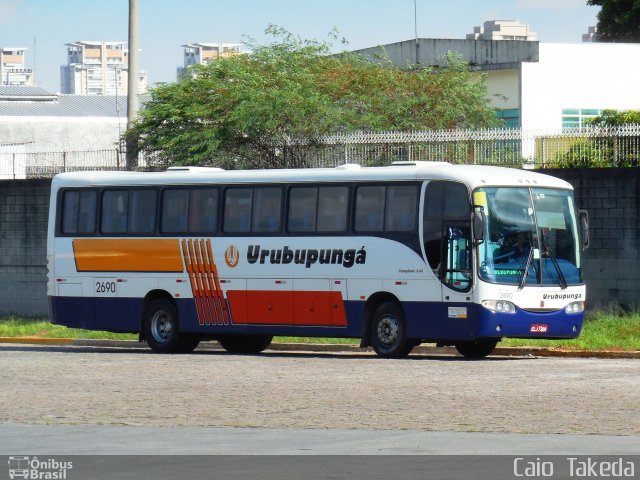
[{"left": 96, "top": 281, "right": 117, "bottom": 294}]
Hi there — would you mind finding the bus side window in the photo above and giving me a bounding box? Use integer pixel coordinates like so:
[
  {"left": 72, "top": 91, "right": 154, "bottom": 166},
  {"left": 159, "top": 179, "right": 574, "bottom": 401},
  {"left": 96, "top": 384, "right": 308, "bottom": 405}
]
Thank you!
[
  {"left": 189, "top": 188, "right": 218, "bottom": 233},
  {"left": 224, "top": 188, "right": 252, "bottom": 233},
  {"left": 317, "top": 186, "right": 348, "bottom": 232},
  {"left": 355, "top": 186, "right": 385, "bottom": 232},
  {"left": 102, "top": 190, "right": 128, "bottom": 234},
  {"left": 252, "top": 187, "right": 282, "bottom": 233},
  {"left": 161, "top": 189, "right": 189, "bottom": 234},
  {"left": 128, "top": 189, "right": 157, "bottom": 234},
  {"left": 61, "top": 189, "right": 97, "bottom": 235},
  {"left": 288, "top": 187, "right": 317, "bottom": 233},
  {"left": 385, "top": 185, "right": 418, "bottom": 232}
]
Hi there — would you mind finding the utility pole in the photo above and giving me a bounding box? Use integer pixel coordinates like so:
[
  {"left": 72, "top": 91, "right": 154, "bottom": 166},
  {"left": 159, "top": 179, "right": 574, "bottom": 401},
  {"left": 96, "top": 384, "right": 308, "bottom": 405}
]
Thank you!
[
  {"left": 414, "top": 0, "right": 419, "bottom": 65},
  {"left": 126, "top": 0, "right": 139, "bottom": 170}
]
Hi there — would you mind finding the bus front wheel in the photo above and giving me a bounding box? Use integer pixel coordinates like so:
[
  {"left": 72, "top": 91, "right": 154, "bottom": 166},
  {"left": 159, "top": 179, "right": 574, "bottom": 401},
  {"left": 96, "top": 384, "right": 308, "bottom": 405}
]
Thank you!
[
  {"left": 454, "top": 339, "right": 498, "bottom": 359},
  {"left": 370, "top": 302, "right": 414, "bottom": 358},
  {"left": 144, "top": 299, "right": 199, "bottom": 353}
]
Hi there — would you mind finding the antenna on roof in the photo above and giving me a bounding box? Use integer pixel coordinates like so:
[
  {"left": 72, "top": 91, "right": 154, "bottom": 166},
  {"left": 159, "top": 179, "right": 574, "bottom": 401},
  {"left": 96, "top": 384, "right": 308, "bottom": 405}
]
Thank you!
[{"left": 33, "top": 37, "right": 37, "bottom": 86}]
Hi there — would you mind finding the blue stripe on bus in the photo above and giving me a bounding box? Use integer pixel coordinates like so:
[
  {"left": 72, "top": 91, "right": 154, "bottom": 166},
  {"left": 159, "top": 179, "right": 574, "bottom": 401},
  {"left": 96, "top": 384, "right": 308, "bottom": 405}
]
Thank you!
[{"left": 48, "top": 296, "right": 583, "bottom": 340}]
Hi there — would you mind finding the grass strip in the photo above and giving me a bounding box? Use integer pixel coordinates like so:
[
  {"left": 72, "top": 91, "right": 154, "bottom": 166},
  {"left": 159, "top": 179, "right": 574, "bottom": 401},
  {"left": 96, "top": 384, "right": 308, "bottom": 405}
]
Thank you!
[{"left": 0, "top": 308, "right": 638, "bottom": 351}]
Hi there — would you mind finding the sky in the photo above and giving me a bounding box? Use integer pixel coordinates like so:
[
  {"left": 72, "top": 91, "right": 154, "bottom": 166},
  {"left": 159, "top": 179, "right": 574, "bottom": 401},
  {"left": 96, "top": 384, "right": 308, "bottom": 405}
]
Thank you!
[{"left": 0, "top": 0, "right": 599, "bottom": 93}]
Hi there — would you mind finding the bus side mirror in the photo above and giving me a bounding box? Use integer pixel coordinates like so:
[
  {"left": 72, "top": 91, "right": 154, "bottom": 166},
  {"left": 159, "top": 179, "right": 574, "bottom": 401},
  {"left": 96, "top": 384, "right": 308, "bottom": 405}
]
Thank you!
[
  {"left": 579, "top": 209, "right": 589, "bottom": 251},
  {"left": 472, "top": 208, "right": 485, "bottom": 243}
]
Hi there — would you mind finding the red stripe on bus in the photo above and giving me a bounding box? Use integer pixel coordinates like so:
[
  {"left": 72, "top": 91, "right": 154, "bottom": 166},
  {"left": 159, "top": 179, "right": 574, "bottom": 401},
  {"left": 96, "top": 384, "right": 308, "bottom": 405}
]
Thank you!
[{"left": 228, "top": 290, "right": 347, "bottom": 327}]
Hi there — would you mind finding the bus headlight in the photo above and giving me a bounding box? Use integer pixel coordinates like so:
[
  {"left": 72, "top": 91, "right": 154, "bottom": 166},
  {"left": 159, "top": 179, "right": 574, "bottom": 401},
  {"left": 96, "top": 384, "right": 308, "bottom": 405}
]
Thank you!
[
  {"left": 565, "top": 301, "right": 585, "bottom": 314},
  {"left": 482, "top": 300, "right": 516, "bottom": 314}
]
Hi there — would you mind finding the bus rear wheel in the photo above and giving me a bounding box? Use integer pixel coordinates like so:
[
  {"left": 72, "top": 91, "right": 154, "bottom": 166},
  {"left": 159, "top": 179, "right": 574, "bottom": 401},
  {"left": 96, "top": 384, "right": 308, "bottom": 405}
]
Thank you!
[
  {"left": 218, "top": 334, "right": 273, "bottom": 354},
  {"left": 370, "top": 301, "right": 414, "bottom": 358},
  {"left": 454, "top": 339, "right": 498, "bottom": 359},
  {"left": 144, "top": 298, "right": 199, "bottom": 353}
]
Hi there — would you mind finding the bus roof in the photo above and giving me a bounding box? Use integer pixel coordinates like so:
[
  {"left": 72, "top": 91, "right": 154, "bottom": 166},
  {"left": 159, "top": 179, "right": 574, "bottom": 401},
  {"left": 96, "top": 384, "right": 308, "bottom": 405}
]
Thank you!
[{"left": 51, "top": 161, "right": 573, "bottom": 190}]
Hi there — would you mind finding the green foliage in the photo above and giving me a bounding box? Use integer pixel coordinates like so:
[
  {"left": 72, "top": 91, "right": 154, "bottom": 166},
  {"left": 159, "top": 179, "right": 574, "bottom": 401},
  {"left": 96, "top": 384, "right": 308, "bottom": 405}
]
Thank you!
[
  {"left": 128, "top": 26, "right": 499, "bottom": 169},
  {"left": 551, "top": 140, "right": 614, "bottom": 167},
  {"left": 503, "top": 306, "right": 640, "bottom": 351},
  {"left": 550, "top": 109, "right": 640, "bottom": 167},
  {"left": 587, "top": 0, "right": 640, "bottom": 42},
  {"left": 587, "top": 109, "right": 640, "bottom": 125}
]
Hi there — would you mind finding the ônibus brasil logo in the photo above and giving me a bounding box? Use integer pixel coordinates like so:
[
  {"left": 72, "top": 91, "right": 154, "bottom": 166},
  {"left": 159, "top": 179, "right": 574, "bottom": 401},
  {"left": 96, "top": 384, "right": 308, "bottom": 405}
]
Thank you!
[
  {"left": 8, "top": 456, "right": 73, "bottom": 479},
  {"left": 224, "top": 245, "right": 240, "bottom": 268}
]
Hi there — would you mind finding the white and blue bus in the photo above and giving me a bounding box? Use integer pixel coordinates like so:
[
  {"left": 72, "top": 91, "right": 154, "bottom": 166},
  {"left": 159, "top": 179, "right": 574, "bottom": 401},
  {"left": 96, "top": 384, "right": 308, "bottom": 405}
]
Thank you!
[{"left": 47, "top": 162, "right": 587, "bottom": 358}]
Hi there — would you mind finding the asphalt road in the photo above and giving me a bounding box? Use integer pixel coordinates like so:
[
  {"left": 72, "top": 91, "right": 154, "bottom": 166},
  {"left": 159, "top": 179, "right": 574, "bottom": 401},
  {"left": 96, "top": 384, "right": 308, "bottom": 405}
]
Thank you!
[{"left": 1, "top": 343, "right": 639, "bottom": 456}]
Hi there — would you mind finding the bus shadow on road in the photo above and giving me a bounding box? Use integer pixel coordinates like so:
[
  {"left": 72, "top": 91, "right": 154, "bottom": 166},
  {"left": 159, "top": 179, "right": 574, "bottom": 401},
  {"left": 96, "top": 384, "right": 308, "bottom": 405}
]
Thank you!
[{"left": 0, "top": 344, "right": 536, "bottom": 361}]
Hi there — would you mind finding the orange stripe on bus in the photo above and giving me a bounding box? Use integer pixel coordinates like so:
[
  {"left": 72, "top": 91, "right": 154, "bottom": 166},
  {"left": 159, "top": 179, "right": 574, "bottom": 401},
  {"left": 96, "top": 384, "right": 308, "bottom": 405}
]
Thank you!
[{"left": 73, "top": 239, "right": 184, "bottom": 273}]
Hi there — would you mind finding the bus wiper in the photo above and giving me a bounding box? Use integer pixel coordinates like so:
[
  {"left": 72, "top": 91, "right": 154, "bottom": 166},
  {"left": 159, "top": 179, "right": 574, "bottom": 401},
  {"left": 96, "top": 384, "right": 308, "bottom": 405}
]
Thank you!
[
  {"left": 540, "top": 230, "right": 568, "bottom": 290},
  {"left": 517, "top": 244, "right": 534, "bottom": 290}
]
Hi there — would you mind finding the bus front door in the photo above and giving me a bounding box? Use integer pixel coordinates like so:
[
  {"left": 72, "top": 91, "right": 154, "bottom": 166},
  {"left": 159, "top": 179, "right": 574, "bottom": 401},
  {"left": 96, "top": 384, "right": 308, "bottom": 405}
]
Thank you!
[{"left": 440, "top": 223, "right": 473, "bottom": 324}]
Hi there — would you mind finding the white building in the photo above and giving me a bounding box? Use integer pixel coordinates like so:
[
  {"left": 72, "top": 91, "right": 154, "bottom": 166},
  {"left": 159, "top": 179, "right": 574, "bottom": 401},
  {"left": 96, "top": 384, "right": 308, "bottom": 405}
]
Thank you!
[
  {"left": 520, "top": 42, "right": 640, "bottom": 130},
  {"left": 60, "top": 41, "right": 147, "bottom": 95},
  {"left": 352, "top": 37, "right": 640, "bottom": 130},
  {"left": 1, "top": 48, "right": 34, "bottom": 86},
  {"left": 467, "top": 20, "right": 538, "bottom": 41},
  {"left": 582, "top": 26, "right": 599, "bottom": 42},
  {"left": 177, "top": 43, "right": 242, "bottom": 80}
]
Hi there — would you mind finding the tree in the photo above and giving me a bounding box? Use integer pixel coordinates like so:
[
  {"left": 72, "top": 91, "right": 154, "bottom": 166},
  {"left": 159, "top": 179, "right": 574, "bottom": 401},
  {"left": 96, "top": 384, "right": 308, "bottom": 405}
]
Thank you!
[
  {"left": 128, "top": 26, "right": 500, "bottom": 169},
  {"left": 587, "top": 0, "right": 640, "bottom": 42},
  {"left": 587, "top": 109, "right": 640, "bottom": 125}
]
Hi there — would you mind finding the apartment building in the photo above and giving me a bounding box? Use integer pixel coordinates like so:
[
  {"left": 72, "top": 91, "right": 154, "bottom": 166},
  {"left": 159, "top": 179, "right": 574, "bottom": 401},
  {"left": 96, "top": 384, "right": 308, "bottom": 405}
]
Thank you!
[
  {"left": 1, "top": 47, "right": 34, "bottom": 86},
  {"left": 177, "top": 42, "right": 242, "bottom": 80},
  {"left": 60, "top": 41, "right": 147, "bottom": 95}
]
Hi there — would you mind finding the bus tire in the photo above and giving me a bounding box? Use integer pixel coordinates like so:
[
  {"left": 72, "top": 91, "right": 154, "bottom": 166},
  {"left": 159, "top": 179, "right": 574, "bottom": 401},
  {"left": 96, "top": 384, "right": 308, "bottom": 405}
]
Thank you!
[
  {"left": 370, "top": 301, "right": 414, "bottom": 358},
  {"left": 144, "top": 298, "right": 193, "bottom": 353},
  {"left": 218, "top": 334, "right": 273, "bottom": 354},
  {"left": 454, "top": 339, "right": 498, "bottom": 359}
]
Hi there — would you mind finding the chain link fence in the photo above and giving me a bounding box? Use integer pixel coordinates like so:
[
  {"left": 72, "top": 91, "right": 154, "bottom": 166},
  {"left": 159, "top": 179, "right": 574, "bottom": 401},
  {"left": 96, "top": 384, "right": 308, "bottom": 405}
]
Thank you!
[{"left": 2, "top": 125, "right": 640, "bottom": 178}]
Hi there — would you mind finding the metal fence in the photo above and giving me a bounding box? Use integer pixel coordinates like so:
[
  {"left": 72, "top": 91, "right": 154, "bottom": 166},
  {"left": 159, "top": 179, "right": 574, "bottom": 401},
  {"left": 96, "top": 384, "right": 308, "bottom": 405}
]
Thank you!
[
  {"left": 2, "top": 125, "right": 640, "bottom": 178},
  {"left": 0, "top": 148, "right": 150, "bottom": 179}
]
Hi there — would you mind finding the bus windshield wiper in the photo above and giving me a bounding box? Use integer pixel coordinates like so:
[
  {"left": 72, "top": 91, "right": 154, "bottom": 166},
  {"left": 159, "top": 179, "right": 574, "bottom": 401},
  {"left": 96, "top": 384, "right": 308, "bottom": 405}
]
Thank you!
[
  {"left": 540, "top": 230, "right": 568, "bottom": 290},
  {"left": 517, "top": 243, "right": 534, "bottom": 290}
]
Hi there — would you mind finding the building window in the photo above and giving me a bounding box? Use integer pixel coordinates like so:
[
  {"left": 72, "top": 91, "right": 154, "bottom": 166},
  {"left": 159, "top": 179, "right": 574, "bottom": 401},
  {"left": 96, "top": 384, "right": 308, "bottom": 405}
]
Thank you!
[
  {"left": 496, "top": 109, "right": 520, "bottom": 128},
  {"left": 562, "top": 109, "right": 602, "bottom": 130}
]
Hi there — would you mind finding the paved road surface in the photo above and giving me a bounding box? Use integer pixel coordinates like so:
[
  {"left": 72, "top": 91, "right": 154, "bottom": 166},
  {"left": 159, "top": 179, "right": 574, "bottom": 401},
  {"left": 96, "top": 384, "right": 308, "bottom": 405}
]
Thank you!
[{"left": 1, "top": 343, "right": 638, "bottom": 437}]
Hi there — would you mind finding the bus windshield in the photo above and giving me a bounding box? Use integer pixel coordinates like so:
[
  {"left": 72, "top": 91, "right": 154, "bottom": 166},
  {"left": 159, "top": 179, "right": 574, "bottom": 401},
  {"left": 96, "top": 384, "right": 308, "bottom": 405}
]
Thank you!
[{"left": 475, "top": 187, "right": 582, "bottom": 287}]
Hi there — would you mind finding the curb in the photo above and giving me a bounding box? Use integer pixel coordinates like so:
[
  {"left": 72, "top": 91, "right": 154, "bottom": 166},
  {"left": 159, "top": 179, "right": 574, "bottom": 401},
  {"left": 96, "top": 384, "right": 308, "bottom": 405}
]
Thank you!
[{"left": 1, "top": 336, "right": 639, "bottom": 359}]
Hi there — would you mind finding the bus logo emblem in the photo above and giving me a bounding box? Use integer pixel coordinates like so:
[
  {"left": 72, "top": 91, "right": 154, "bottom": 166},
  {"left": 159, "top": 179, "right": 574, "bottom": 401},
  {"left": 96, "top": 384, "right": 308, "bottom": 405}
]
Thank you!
[{"left": 225, "top": 245, "right": 240, "bottom": 268}]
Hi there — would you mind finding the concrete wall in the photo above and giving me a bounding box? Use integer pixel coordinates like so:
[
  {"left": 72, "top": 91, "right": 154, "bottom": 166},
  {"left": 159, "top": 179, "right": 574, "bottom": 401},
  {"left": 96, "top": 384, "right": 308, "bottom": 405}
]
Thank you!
[
  {"left": 0, "top": 117, "right": 124, "bottom": 150},
  {"left": 0, "top": 170, "right": 638, "bottom": 317},
  {"left": 0, "top": 178, "right": 50, "bottom": 317},
  {"left": 352, "top": 38, "right": 538, "bottom": 70},
  {"left": 540, "top": 168, "right": 640, "bottom": 310},
  {"left": 486, "top": 69, "right": 519, "bottom": 109}
]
